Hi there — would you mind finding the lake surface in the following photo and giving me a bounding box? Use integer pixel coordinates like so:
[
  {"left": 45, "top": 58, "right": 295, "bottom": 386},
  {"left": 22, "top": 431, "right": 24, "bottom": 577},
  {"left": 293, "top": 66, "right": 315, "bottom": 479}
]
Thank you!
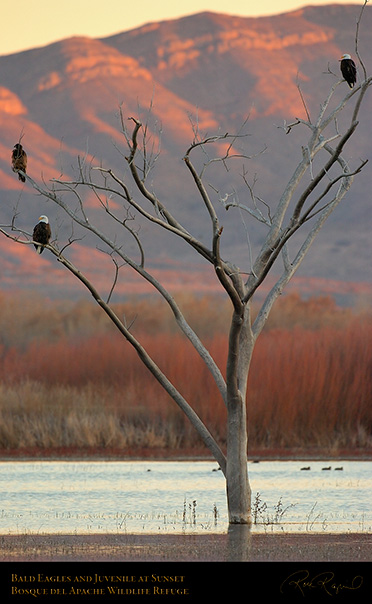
[{"left": 0, "top": 460, "right": 371, "bottom": 534}]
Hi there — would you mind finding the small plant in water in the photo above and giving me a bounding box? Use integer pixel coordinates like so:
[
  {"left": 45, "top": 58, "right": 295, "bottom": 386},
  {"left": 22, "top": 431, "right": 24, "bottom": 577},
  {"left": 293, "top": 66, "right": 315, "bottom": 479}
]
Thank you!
[
  {"left": 306, "top": 502, "right": 321, "bottom": 531},
  {"left": 182, "top": 498, "right": 197, "bottom": 526},
  {"left": 273, "top": 497, "right": 297, "bottom": 524},
  {"left": 213, "top": 503, "right": 219, "bottom": 526},
  {"left": 252, "top": 492, "right": 267, "bottom": 525},
  {"left": 253, "top": 492, "right": 296, "bottom": 527}
]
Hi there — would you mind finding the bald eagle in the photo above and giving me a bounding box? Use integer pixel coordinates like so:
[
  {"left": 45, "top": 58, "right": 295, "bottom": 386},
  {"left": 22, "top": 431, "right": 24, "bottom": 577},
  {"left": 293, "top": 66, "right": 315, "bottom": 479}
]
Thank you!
[
  {"left": 33, "top": 216, "right": 51, "bottom": 254},
  {"left": 11, "top": 143, "right": 27, "bottom": 182},
  {"left": 340, "top": 54, "right": 357, "bottom": 88}
]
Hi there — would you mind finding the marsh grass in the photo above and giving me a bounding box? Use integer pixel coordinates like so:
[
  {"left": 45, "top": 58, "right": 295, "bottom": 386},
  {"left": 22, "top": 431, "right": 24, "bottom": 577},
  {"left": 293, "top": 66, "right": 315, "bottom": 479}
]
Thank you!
[
  {"left": 2, "top": 493, "right": 328, "bottom": 534},
  {"left": 0, "top": 292, "right": 371, "bottom": 452},
  {"left": 0, "top": 497, "right": 222, "bottom": 534},
  {"left": 0, "top": 381, "right": 191, "bottom": 450},
  {"left": 252, "top": 492, "right": 296, "bottom": 527}
]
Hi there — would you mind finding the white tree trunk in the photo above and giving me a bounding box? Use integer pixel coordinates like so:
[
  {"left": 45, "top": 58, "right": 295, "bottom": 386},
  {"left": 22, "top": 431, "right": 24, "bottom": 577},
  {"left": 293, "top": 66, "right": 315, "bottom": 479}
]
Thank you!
[
  {"left": 226, "top": 394, "right": 251, "bottom": 524},
  {"left": 225, "top": 304, "right": 253, "bottom": 523}
]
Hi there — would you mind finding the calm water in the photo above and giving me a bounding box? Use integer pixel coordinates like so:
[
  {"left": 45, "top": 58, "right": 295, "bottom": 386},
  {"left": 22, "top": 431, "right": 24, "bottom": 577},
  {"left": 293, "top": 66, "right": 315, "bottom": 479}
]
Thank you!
[{"left": 0, "top": 460, "right": 371, "bottom": 534}]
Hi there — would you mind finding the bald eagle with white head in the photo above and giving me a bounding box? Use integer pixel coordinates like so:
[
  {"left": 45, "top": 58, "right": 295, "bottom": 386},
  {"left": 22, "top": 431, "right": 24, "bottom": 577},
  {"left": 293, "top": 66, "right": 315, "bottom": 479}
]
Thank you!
[
  {"left": 33, "top": 215, "right": 51, "bottom": 254},
  {"left": 340, "top": 54, "right": 357, "bottom": 88}
]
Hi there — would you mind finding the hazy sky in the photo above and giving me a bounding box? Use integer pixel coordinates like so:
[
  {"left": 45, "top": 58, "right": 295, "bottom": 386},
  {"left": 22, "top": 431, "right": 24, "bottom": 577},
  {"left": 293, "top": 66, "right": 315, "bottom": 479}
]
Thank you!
[{"left": 2, "top": 1, "right": 361, "bottom": 56}]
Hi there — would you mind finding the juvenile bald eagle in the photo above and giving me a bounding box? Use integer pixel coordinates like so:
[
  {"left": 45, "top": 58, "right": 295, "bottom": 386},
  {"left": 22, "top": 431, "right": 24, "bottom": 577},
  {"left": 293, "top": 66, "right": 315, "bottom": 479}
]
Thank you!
[
  {"left": 340, "top": 54, "right": 357, "bottom": 88},
  {"left": 11, "top": 143, "right": 27, "bottom": 182},
  {"left": 33, "top": 215, "right": 51, "bottom": 254}
]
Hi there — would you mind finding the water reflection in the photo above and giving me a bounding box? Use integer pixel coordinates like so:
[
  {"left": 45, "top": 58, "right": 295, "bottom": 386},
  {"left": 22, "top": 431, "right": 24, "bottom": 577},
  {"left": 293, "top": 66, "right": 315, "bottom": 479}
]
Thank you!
[
  {"left": 0, "top": 460, "right": 371, "bottom": 534},
  {"left": 227, "top": 524, "right": 252, "bottom": 561}
]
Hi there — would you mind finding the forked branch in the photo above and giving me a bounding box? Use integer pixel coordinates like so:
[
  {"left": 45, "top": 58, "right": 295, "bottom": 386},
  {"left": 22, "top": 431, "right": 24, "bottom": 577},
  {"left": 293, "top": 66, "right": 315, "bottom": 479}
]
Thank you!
[{"left": 0, "top": 224, "right": 228, "bottom": 472}]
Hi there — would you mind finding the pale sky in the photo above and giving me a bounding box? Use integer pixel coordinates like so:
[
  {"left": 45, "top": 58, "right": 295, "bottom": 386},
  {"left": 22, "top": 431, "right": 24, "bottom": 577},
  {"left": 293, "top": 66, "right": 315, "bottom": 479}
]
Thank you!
[{"left": 1, "top": 1, "right": 361, "bottom": 56}]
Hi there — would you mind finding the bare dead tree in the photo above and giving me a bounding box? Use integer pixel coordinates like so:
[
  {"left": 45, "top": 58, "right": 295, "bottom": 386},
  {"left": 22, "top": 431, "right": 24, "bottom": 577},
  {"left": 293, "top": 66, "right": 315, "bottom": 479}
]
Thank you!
[{"left": 1, "top": 3, "right": 371, "bottom": 525}]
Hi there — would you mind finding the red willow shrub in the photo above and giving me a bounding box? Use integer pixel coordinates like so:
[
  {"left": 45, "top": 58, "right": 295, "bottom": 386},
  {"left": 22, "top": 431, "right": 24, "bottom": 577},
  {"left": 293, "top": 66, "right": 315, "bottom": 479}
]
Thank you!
[
  {"left": 0, "top": 315, "right": 372, "bottom": 450},
  {"left": 247, "top": 320, "right": 372, "bottom": 448},
  {"left": 0, "top": 332, "right": 228, "bottom": 445}
]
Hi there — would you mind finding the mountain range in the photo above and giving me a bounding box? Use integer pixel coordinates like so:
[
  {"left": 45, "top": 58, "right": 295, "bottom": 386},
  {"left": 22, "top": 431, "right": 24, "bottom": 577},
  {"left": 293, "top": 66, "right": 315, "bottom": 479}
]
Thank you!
[{"left": 0, "top": 3, "right": 371, "bottom": 302}]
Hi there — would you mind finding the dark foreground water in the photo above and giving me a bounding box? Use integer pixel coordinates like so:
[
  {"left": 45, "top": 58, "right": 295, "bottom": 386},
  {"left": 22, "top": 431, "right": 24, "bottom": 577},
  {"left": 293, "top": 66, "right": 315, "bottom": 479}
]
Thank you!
[{"left": 0, "top": 460, "right": 371, "bottom": 534}]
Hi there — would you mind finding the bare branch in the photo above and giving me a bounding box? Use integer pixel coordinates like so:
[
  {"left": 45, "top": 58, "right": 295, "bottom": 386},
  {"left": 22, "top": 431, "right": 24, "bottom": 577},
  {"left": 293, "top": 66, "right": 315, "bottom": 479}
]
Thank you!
[
  {"left": 183, "top": 152, "right": 220, "bottom": 231},
  {"left": 105, "top": 254, "right": 125, "bottom": 304},
  {"left": 8, "top": 172, "right": 229, "bottom": 405},
  {"left": 301, "top": 158, "right": 368, "bottom": 223},
  {"left": 0, "top": 221, "right": 227, "bottom": 469},
  {"left": 355, "top": 0, "right": 369, "bottom": 81},
  {"left": 291, "top": 120, "right": 359, "bottom": 224},
  {"left": 92, "top": 186, "right": 145, "bottom": 268},
  {"left": 91, "top": 166, "right": 214, "bottom": 263},
  {"left": 296, "top": 77, "right": 311, "bottom": 124},
  {"left": 184, "top": 146, "right": 247, "bottom": 310},
  {"left": 51, "top": 240, "right": 226, "bottom": 473},
  {"left": 213, "top": 227, "right": 243, "bottom": 313}
]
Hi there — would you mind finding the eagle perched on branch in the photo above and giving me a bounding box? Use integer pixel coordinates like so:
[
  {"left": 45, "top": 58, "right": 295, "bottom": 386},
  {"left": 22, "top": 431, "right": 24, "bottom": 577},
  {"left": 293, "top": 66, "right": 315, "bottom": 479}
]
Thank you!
[
  {"left": 11, "top": 143, "right": 27, "bottom": 182},
  {"left": 33, "top": 215, "right": 51, "bottom": 254},
  {"left": 340, "top": 54, "right": 357, "bottom": 88}
]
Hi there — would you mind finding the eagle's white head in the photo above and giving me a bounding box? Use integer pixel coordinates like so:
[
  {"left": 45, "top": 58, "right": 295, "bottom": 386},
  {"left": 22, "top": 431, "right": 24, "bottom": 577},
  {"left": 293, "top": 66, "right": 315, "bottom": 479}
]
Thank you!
[
  {"left": 340, "top": 53, "right": 352, "bottom": 60},
  {"left": 38, "top": 215, "right": 49, "bottom": 224}
]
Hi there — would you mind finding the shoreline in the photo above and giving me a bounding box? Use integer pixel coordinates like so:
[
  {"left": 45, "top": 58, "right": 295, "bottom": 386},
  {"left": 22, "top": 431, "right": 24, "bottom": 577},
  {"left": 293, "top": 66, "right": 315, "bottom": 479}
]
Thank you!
[
  {"left": 2, "top": 451, "right": 371, "bottom": 565},
  {"left": 1, "top": 532, "right": 371, "bottom": 562},
  {"left": 1, "top": 446, "right": 372, "bottom": 462}
]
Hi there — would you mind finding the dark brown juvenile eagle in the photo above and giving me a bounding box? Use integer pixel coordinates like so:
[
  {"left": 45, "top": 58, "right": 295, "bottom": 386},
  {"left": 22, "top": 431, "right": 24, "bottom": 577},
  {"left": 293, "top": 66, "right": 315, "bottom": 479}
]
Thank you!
[
  {"left": 33, "top": 215, "right": 51, "bottom": 254},
  {"left": 11, "top": 143, "right": 27, "bottom": 182},
  {"left": 340, "top": 54, "right": 357, "bottom": 88}
]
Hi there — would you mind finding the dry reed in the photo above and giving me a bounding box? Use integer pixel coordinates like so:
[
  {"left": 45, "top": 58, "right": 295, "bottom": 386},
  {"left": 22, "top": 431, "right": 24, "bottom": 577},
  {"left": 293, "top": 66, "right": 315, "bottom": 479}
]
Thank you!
[{"left": 0, "top": 292, "right": 371, "bottom": 452}]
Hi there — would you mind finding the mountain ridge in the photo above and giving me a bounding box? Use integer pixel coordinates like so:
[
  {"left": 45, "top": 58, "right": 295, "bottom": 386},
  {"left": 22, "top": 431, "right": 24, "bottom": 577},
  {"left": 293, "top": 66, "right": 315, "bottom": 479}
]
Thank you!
[{"left": 0, "top": 4, "right": 371, "bottom": 300}]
